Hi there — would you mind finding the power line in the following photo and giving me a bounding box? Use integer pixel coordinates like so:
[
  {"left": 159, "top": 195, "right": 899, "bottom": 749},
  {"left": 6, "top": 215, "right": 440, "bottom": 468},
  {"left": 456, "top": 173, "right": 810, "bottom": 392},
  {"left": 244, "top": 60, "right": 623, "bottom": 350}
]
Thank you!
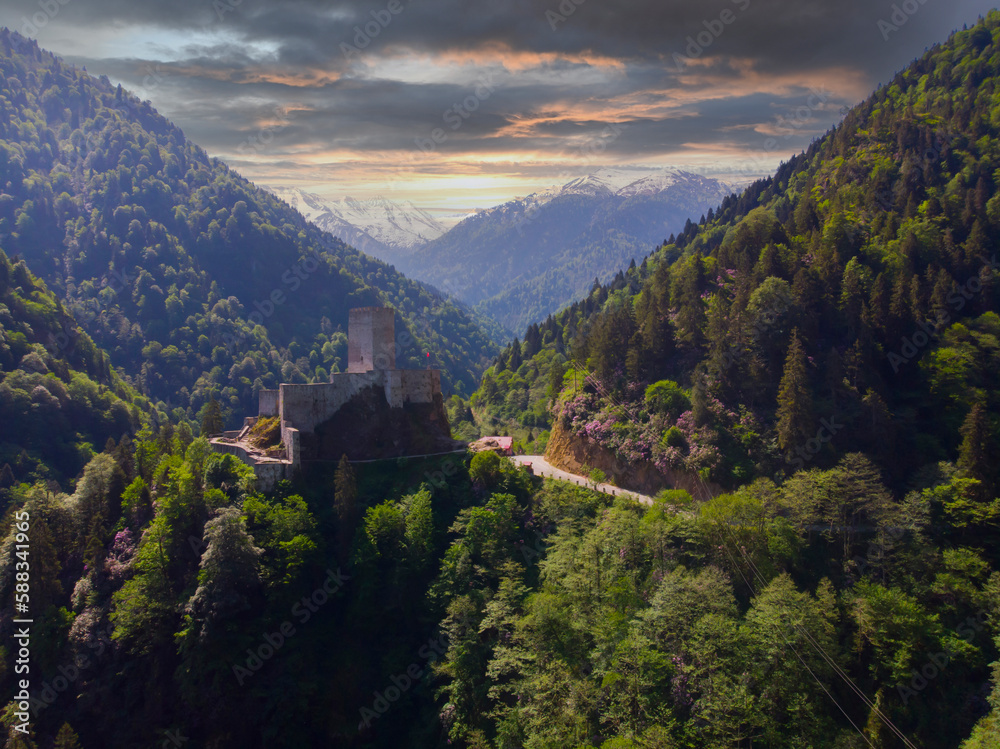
[{"left": 569, "top": 359, "right": 916, "bottom": 748}]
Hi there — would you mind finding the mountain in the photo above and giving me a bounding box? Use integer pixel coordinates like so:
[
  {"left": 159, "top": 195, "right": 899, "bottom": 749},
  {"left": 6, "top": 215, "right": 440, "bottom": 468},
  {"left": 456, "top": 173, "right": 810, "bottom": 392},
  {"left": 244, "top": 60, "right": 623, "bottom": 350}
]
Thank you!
[
  {"left": 399, "top": 167, "right": 736, "bottom": 333},
  {"left": 0, "top": 29, "right": 498, "bottom": 428},
  {"left": 266, "top": 186, "right": 447, "bottom": 265},
  {"left": 453, "top": 20, "right": 1000, "bottom": 743},
  {"left": 4, "top": 15, "right": 1000, "bottom": 749},
  {"left": 0, "top": 247, "right": 153, "bottom": 487},
  {"left": 474, "top": 11, "right": 1000, "bottom": 499}
]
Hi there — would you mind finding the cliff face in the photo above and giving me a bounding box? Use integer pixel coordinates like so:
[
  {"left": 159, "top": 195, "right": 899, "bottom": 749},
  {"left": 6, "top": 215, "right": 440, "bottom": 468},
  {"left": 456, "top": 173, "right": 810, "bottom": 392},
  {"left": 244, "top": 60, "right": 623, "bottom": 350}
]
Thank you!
[
  {"left": 305, "top": 386, "right": 459, "bottom": 462},
  {"left": 544, "top": 419, "right": 720, "bottom": 501}
]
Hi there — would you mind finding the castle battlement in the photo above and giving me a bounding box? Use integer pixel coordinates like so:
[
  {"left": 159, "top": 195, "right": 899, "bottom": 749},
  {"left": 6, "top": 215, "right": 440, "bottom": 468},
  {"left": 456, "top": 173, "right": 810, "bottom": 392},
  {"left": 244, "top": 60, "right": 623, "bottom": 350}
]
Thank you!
[{"left": 211, "top": 307, "right": 451, "bottom": 489}]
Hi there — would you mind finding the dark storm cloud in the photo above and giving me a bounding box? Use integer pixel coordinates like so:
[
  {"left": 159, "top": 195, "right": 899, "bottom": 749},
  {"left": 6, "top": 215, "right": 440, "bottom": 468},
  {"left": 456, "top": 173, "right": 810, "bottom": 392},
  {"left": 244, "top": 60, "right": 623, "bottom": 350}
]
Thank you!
[
  {"left": 24, "top": 0, "right": 991, "bottom": 71},
  {"left": 1, "top": 0, "right": 992, "bottom": 191}
]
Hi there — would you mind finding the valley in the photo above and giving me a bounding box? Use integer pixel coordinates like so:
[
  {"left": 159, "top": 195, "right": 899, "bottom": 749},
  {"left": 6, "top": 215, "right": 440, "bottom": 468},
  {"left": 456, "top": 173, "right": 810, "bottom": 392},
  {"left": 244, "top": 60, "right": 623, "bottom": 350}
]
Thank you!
[{"left": 0, "top": 7, "right": 999, "bottom": 749}]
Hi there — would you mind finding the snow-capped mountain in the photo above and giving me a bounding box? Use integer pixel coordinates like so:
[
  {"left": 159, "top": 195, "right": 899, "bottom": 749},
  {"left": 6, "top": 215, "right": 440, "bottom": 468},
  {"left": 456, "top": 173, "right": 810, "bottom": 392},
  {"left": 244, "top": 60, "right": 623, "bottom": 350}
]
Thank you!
[
  {"left": 266, "top": 187, "right": 446, "bottom": 265},
  {"left": 399, "top": 167, "right": 739, "bottom": 333},
  {"left": 508, "top": 167, "right": 737, "bottom": 205}
]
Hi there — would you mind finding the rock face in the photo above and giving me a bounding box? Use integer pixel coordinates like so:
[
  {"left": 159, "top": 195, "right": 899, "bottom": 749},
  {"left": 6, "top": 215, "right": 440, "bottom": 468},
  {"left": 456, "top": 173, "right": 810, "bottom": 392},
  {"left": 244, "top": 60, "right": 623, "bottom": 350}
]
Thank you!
[
  {"left": 307, "top": 385, "right": 458, "bottom": 462},
  {"left": 544, "top": 419, "right": 720, "bottom": 501}
]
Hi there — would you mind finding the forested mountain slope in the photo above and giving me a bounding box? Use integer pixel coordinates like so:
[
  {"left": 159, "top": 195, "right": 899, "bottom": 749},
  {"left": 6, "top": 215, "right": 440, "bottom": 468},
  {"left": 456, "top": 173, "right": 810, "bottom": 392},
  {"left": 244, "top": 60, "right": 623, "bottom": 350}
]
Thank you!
[
  {"left": 0, "top": 247, "right": 150, "bottom": 488},
  {"left": 400, "top": 168, "right": 734, "bottom": 334},
  {"left": 6, "top": 14, "right": 1000, "bottom": 749},
  {"left": 478, "top": 14, "right": 1000, "bottom": 495},
  {"left": 0, "top": 30, "right": 498, "bottom": 427}
]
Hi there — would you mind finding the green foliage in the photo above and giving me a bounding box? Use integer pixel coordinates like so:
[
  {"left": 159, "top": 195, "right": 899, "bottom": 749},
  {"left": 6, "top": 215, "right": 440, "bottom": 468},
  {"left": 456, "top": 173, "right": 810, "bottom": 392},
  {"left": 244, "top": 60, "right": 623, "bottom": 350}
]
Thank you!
[
  {"left": 470, "top": 450, "right": 502, "bottom": 487},
  {"left": 199, "top": 396, "right": 224, "bottom": 437},
  {"left": 183, "top": 506, "right": 263, "bottom": 640},
  {"left": 10, "top": 16, "right": 1000, "bottom": 749},
  {"left": 776, "top": 329, "right": 813, "bottom": 455},
  {"left": 52, "top": 723, "right": 81, "bottom": 749},
  {"left": 644, "top": 379, "right": 691, "bottom": 416},
  {"left": 468, "top": 14, "right": 1000, "bottom": 494},
  {"left": 242, "top": 493, "right": 319, "bottom": 585},
  {"left": 0, "top": 29, "right": 498, "bottom": 434},
  {"left": 247, "top": 415, "right": 280, "bottom": 449},
  {"left": 0, "top": 250, "right": 146, "bottom": 486}
]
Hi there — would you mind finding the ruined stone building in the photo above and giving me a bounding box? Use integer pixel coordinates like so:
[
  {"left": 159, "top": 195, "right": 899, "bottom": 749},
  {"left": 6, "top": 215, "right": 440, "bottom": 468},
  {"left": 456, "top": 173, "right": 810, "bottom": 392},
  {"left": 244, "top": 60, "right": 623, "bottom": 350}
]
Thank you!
[{"left": 211, "top": 307, "right": 455, "bottom": 488}]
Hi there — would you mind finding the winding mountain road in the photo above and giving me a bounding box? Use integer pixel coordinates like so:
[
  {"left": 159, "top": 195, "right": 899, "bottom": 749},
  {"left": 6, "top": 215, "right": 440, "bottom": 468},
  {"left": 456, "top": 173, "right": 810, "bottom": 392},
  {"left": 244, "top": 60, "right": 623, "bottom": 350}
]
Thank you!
[{"left": 511, "top": 455, "right": 656, "bottom": 506}]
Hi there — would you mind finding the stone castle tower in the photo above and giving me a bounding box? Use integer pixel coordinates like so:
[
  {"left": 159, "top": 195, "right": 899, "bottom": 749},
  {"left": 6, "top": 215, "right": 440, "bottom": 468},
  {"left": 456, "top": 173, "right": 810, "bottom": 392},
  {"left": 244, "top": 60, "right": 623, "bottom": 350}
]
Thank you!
[
  {"left": 210, "top": 306, "right": 454, "bottom": 488},
  {"left": 347, "top": 306, "right": 396, "bottom": 372}
]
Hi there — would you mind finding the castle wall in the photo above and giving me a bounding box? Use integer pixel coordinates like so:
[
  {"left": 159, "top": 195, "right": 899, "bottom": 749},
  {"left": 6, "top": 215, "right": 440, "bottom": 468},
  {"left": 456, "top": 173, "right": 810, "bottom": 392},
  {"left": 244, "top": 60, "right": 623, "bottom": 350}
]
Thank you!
[
  {"left": 279, "top": 372, "right": 384, "bottom": 434},
  {"left": 383, "top": 370, "right": 403, "bottom": 408},
  {"left": 210, "top": 306, "right": 446, "bottom": 488},
  {"left": 347, "top": 307, "right": 396, "bottom": 372},
  {"left": 259, "top": 389, "right": 279, "bottom": 417},
  {"left": 211, "top": 441, "right": 290, "bottom": 491},
  {"left": 250, "top": 462, "right": 288, "bottom": 492},
  {"left": 401, "top": 369, "right": 440, "bottom": 404},
  {"left": 281, "top": 422, "right": 301, "bottom": 468}
]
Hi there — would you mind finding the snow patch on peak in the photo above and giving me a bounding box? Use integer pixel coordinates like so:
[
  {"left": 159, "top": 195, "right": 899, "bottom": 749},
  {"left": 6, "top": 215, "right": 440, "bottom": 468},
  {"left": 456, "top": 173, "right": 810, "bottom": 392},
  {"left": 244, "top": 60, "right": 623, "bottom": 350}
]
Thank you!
[{"left": 265, "top": 186, "right": 446, "bottom": 255}]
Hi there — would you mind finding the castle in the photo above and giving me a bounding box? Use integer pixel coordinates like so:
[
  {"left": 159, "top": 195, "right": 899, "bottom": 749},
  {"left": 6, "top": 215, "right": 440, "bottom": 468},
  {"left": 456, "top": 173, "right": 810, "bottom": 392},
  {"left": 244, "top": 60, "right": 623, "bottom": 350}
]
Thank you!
[{"left": 211, "top": 307, "right": 454, "bottom": 488}]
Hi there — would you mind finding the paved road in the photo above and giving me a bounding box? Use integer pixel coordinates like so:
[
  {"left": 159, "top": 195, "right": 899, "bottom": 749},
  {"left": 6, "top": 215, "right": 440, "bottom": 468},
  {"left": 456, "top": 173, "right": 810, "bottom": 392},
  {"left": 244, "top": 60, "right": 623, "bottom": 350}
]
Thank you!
[{"left": 511, "top": 455, "right": 655, "bottom": 506}]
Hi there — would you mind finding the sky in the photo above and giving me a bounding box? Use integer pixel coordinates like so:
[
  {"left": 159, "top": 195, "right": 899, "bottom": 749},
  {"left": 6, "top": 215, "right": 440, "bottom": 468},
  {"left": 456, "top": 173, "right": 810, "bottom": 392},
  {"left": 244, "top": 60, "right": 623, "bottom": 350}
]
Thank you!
[{"left": 1, "top": 0, "right": 995, "bottom": 219}]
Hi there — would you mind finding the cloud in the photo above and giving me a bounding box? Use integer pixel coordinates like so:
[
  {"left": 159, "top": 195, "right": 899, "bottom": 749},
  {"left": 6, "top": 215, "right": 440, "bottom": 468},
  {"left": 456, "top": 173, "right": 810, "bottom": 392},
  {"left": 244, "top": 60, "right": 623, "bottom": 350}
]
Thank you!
[{"left": 1, "top": 0, "right": 992, "bottom": 209}]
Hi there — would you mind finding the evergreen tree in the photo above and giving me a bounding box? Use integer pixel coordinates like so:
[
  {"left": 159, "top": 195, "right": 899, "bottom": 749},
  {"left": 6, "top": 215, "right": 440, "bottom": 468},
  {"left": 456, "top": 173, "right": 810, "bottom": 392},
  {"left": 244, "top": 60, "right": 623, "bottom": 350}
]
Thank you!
[
  {"left": 673, "top": 253, "right": 708, "bottom": 351},
  {"left": 53, "top": 723, "right": 81, "bottom": 749},
  {"left": 334, "top": 454, "right": 358, "bottom": 523},
  {"left": 691, "top": 366, "right": 711, "bottom": 427},
  {"left": 508, "top": 338, "right": 523, "bottom": 371},
  {"left": 776, "top": 329, "right": 814, "bottom": 454},
  {"left": 959, "top": 402, "right": 995, "bottom": 498},
  {"left": 199, "top": 395, "right": 224, "bottom": 437}
]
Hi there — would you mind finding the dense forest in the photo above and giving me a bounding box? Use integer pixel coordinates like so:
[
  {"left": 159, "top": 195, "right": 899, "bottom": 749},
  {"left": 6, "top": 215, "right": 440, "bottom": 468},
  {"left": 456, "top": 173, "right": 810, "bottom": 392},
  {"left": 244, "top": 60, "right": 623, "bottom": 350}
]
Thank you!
[
  {"left": 479, "top": 15, "right": 1000, "bottom": 494},
  {"left": 0, "top": 248, "right": 149, "bottom": 488},
  {"left": 3, "top": 11, "right": 1000, "bottom": 749},
  {"left": 0, "top": 29, "right": 499, "bottom": 430}
]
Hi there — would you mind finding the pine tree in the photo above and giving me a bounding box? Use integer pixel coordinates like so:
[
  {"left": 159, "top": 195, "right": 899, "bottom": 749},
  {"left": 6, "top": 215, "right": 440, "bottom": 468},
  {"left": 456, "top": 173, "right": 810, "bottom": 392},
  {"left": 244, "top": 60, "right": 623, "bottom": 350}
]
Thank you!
[
  {"left": 691, "top": 366, "right": 711, "bottom": 427},
  {"left": 776, "top": 329, "right": 814, "bottom": 454},
  {"left": 508, "top": 338, "right": 522, "bottom": 371},
  {"left": 334, "top": 454, "right": 357, "bottom": 523},
  {"left": 53, "top": 723, "right": 81, "bottom": 749},
  {"left": 673, "top": 253, "right": 707, "bottom": 351},
  {"left": 959, "top": 402, "right": 995, "bottom": 498},
  {"left": 200, "top": 395, "right": 224, "bottom": 437},
  {"left": 0, "top": 463, "right": 13, "bottom": 488}
]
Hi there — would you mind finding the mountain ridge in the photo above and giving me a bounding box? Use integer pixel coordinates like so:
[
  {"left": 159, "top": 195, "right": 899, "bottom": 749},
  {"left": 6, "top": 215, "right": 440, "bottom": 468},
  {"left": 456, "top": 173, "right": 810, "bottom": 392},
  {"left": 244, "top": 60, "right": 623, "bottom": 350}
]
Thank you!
[
  {"left": 0, "top": 29, "right": 498, "bottom": 426},
  {"left": 398, "top": 166, "right": 738, "bottom": 333},
  {"left": 265, "top": 185, "right": 447, "bottom": 266}
]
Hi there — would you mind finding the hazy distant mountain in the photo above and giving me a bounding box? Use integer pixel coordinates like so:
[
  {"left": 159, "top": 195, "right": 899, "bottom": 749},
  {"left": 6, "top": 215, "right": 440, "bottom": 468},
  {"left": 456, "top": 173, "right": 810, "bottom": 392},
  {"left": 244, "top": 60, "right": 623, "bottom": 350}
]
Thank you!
[
  {"left": 399, "top": 167, "right": 737, "bottom": 333},
  {"left": 0, "top": 30, "right": 499, "bottom": 414},
  {"left": 267, "top": 187, "right": 446, "bottom": 265}
]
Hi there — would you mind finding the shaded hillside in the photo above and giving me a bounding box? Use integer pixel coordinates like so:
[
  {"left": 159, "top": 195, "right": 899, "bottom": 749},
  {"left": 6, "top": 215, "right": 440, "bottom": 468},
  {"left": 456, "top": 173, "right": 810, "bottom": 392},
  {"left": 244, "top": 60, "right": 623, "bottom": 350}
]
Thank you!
[
  {"left": 0, "top": 29, "right": 498, "bottom": 427},
  {"left": 401, "top": 169, "right": 734, "bottom": 333},
  {"left": 0, "top": 247, "right": 148, "bottom": 487},
  {"left": 475, "top": 13, "right": 1000, "bottom": 496}
]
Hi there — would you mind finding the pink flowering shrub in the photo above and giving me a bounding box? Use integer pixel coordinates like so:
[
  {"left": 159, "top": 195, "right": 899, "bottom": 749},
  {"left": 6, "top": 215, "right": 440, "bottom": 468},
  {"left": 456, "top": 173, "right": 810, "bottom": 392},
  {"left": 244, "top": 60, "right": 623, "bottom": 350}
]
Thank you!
[
  {"left": 103, "top": 528, "right": 137, "bottom": 584},
  {"left": 557, "top": 377, "right": 744, "bottom": 480}
]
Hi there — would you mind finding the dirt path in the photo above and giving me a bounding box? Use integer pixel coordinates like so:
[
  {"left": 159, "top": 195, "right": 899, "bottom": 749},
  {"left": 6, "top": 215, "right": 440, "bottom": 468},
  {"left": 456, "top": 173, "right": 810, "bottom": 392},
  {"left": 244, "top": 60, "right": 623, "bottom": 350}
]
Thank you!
[{"left": 511, "top": 455, "right": 656, "bottom": 506}]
